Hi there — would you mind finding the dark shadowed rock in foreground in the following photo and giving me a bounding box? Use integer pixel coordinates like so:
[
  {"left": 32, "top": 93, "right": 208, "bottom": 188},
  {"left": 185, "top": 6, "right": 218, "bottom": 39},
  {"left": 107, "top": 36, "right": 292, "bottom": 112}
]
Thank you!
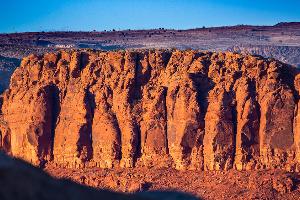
[
  {"left": 0, "top": 152, "right": 141, "bottom": 200},
  {"left": 0, "top": 152, "right": 199, "bottom": 200}
]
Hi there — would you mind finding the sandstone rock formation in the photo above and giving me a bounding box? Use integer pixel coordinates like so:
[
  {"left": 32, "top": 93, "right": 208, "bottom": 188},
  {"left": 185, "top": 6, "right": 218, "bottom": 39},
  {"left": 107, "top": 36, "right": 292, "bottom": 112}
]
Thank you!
[{"left": 0, "top": 49, "right": 299, "bottom": 171}]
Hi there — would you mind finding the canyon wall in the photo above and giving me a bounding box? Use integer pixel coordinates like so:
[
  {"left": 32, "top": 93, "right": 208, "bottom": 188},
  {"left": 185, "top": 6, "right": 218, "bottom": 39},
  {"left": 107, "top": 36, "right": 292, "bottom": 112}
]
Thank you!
[{"left": 0, "top": 49, "right": 299, "bottom": 171}]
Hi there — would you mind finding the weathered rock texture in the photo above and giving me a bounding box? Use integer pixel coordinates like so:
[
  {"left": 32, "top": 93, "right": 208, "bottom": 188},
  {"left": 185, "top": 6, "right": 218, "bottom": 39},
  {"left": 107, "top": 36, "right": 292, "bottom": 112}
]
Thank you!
[{"left": 0, "top": 49, "right": 299, "bottom": 171}]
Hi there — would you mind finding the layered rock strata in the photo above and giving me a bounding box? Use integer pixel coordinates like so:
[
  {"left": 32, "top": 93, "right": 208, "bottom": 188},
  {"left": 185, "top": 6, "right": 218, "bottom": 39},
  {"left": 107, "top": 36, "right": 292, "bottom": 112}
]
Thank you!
[{"left": 0, "top": 49, "right": 299, "bottom": 171}]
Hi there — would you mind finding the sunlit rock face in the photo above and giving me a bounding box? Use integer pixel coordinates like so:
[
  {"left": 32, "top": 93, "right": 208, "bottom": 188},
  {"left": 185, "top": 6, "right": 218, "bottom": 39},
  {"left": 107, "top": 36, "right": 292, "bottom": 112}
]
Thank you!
[{"left": 0, "top": 49, "right": 299, "bottom": 171}]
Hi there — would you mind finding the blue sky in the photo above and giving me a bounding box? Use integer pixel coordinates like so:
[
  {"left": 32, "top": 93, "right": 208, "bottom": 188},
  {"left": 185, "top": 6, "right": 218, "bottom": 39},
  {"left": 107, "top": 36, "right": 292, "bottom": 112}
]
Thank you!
[{"left": 1, "top": 0, "right": 300, "bottom": 33}]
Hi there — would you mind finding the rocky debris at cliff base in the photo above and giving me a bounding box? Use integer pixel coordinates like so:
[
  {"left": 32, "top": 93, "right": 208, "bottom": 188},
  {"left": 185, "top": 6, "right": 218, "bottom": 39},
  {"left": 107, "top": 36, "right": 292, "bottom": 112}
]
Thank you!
[
  {"left": 272, "top": 174, "right": 294, "bottom": 194},
  {"left": 45, "top": 165, "right": 300, "bottom": 200}
]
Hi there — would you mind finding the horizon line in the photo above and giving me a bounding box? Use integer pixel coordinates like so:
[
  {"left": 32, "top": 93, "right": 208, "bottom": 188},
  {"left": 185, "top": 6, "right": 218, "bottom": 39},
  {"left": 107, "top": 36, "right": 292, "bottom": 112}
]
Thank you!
[{"left": 1, "top": 21, "right": 299, "bottom": 34}]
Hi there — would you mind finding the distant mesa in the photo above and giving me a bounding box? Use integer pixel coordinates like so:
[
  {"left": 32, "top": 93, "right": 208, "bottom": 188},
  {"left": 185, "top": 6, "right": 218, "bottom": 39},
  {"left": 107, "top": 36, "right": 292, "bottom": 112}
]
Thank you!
[{"left": 275, "top": 22, "right": 300, "bottom": 27}]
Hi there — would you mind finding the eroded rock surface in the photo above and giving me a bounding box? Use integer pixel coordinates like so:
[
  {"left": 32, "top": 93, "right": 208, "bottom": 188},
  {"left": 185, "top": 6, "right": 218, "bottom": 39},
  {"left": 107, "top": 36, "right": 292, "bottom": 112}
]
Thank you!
[{"left": 0, "top": 49, "right": 299, "bottom": 171}]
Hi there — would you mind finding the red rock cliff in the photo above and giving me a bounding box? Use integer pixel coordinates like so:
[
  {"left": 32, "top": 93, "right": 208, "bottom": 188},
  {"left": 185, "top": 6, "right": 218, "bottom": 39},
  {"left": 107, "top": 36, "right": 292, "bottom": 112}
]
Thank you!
[{"left": 0, "top": 49, "right": 299, "bottom": 171}]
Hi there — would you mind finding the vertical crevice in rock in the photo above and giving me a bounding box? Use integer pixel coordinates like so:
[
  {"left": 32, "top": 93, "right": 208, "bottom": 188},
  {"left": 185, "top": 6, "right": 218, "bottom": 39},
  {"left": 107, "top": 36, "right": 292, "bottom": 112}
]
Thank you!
[
  {"left": 231, "top": 97, "right": 238, "bottom": 169},
  {"left": 76, "top": 89, "right": 93, "bottom": 163},
  {"left": 163, "top": 87, "right": 169, "bottom": 155},
  {"left": 55, "top": 51, "right": 62, "bottom": 66},
  {"left": 134, "top": 123, "right": 142, "bottom": 163},
  {"left": 48, "top": 84, "right": 60, "bottom": 161},
  {"left": 69, "top": 51, "right": 82, "bottom": 78},
  {"left": 130, "top": 52, "right": 146, "bottom": 162},
  {"left": 80, "top": 52, "right": 90, "bottom": 72},
  {"left": 187, "top": 73, "right": 210, "bottom": 170},
  {"left": 87, "top": 89, "right": 95, "bottom": 157},
  {"left": 158, "top": 50, "right": 172, "bottom": 67}
]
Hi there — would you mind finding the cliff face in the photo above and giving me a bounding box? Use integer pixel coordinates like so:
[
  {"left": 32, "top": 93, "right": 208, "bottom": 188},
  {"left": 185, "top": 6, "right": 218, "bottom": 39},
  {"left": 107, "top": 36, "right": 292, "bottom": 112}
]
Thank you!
[{"left": 0, "top": 49, "right": 299, "bottom": 171}]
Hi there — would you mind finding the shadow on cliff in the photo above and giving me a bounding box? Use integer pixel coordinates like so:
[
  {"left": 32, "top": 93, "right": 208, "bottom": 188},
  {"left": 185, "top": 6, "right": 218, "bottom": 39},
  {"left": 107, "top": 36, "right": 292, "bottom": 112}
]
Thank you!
[{"left": 0, "top": 151, "right": 201, "bottom": 200}]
